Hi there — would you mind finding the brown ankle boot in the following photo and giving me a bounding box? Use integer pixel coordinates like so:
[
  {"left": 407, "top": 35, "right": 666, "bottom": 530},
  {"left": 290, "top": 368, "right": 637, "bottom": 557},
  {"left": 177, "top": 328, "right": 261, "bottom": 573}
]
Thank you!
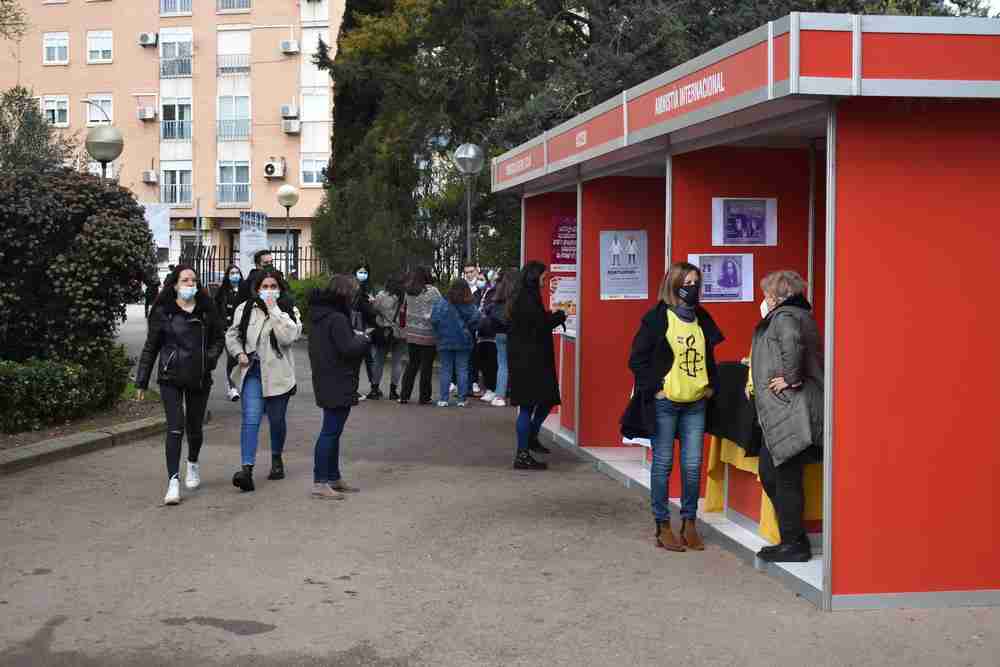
[
  {"left": 655, "top": 520, "right": 686, "bottom": 552},
  {"left": 680, "top": 519, "right": 704, "bottom": 551}
]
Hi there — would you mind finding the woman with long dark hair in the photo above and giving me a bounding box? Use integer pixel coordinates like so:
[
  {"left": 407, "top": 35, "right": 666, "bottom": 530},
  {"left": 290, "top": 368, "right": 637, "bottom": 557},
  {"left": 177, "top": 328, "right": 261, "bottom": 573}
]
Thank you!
[
  {"left": 484, "top": 268, "right": 518, "bottom": 407},
  {"left": 309, "top": 274, "right": 371, "bottom": 499},
  {"left": 136, "top": 265, "right": 225, "bottom": 505},
  {"left": 398, "top": 266, "right": 442, "bottom": 405},
  {"left": 507, "top": 261, "right": 566, "bottom": 470},
  {"left": 371, "top": 273, "right": 407, "bottom": 401},
  {"left": 226, "top": 269, "right": 302, "bottom": 492},
  {"left": 215, "top": 264, "right": 245, "bottom": 401},
  {"left": 352, "top": 263, "right": 379, "bottom": 401}
]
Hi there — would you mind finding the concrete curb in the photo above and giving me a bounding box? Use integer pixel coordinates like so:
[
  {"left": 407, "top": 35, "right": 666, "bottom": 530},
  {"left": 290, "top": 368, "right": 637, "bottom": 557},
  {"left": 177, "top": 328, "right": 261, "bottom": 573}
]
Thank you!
[{"left": 0, "top": 416, "right": 167, "bottom": 475}]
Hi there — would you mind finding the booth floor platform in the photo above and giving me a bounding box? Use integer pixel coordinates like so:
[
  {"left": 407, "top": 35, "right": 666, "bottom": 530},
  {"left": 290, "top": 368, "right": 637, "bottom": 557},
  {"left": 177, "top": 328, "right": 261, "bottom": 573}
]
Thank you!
[{"left": 541, "top": 416, "right": 824, "bottom": 606}]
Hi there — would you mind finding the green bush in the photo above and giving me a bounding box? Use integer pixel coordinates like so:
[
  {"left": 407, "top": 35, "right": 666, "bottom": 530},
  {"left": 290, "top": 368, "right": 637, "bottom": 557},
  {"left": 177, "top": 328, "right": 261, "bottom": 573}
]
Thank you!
[
  {"left": 0, "top": 343, "right": 132, "bottom": 433},
  {"left": 287, "top": 275, "right": 330, "bottom": 335}
]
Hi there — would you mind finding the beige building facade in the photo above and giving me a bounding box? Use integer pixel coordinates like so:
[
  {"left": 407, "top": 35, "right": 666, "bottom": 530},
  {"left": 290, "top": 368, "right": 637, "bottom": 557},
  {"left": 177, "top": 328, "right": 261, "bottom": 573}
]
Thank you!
[{"left": 1, "top": 0, "right": 344, "bottom": 281}]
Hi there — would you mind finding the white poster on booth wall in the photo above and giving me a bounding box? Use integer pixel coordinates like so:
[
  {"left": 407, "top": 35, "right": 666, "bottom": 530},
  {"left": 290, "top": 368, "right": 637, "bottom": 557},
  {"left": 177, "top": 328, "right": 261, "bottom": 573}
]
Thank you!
[
  {"left": 688, "top": 253, "right": 754, "bottom": 303},
  {"left": 239, "top": 211, "right": 268, "bottom": 275},
  {"left": 600, "top": 230, "right": 648, "bottom": 300},
  {"left": 712, "top": 197, "right": 777, "bottom": 246},
  {"left": 548, "top": 276, "right": 578, "bottom": 333}
]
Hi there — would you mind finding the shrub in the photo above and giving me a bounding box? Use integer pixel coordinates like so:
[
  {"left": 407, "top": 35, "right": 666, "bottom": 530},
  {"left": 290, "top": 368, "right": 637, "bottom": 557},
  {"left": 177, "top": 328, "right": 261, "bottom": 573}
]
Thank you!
[
  {"left": 0, "top": 166, "right": 155, "bottom": 363},
  {"left": 0, "top": 343, "right": 132, "bottom": 433},
  {"left": 287, "top": 275, "right": 330, "bottom": 334}
]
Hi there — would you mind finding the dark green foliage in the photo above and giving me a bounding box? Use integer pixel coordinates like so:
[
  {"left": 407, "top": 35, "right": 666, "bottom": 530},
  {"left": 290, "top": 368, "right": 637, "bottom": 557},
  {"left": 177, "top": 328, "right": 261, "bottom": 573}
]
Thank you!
[
  {"left": 0, "top": 343, "right": 132, "bottom": 432},
  {"left": 287, "top": 274, "right": 331, "bottom": 334},
  {"left": 0, "top": 165, "right": 155, "bottom": 362},
  {"left": 0, "top": 86, "right": 80, "bottom": 169}
]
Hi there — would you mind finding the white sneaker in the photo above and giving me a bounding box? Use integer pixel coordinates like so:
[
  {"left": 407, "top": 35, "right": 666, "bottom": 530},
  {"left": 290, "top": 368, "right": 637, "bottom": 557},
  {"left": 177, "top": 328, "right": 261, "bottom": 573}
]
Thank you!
[
  {"left": 449, "top": 383, "right": 457, "bottom": 396},
  {"left": 491, "top": 398, "right": 507, "bottom": 407},
  {"left": 472, "top": 383, "right": 481, "bottom": 394},
  {"left": 437, "top": 401, "right": 450, "bottom": 408},
  {"left": 228, "top": 386, "right": 240, "bottom": 402},
  {"left": 185, "top": 462, "right": 201, "bottom": 490},
  {"left": 457, "top": 401, "right": 467, "bottom": 408},
  {"left": 164, "top": 476, "right": 181, "bottom": 505},
  {"left": 480, "top": 391, "right": 496, "bottom": 402}
]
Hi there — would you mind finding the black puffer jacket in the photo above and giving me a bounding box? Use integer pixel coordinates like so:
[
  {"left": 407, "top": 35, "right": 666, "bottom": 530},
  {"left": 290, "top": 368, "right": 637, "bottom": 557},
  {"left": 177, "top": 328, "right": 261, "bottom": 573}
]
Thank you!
[
  {"left": 136, "top": 295, "right": 225, "bottom": 391},
  {"left": 309, "top": 290, "right": 371, "bottom": 409}
]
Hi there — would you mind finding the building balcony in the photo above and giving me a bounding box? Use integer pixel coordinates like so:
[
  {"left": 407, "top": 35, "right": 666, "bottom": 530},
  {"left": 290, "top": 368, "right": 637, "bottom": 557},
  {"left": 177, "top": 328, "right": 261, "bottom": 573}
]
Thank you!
[
  {"left": 217, "top": 119, "right": 251, "bottom": 141},
  {"left": 160, "top": 57, "right": 193, "bottom": 79},
  {"left": 217, "top": 184, "right": 250, "bottom": 205},
  {"left": 217, "top": 0, "right": 251, "bottom": 11},
  {"left": 161, "top": 184, "right": 193, "bottom": 206},
  {"left": 217, "top": 54, "right": 251, "bottom": 77},
  {"left": 161, "top": 120, "right": 193, "bottom": 141},
  {"left": 160, "top": 0, "right": 192, "bottom": 15}
]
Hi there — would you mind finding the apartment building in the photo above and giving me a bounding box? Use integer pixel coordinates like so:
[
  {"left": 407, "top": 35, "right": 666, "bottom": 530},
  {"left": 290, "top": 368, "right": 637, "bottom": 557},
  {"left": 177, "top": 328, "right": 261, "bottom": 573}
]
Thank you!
[{"left": 1, "top": 0, "right": 343, "bottom": 278}]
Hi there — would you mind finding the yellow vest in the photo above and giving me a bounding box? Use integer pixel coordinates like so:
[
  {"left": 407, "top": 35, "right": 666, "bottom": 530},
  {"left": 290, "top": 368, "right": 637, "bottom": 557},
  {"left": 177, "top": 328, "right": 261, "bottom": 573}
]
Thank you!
[{"left": 661, "top": 309, "right": 709, "bottom": 403}]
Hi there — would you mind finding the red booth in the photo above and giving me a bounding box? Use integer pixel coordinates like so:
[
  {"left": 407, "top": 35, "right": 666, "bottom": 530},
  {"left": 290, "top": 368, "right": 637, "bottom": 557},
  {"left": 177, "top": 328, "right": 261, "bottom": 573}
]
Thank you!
[{"left": 492, "top": 13, "right": 1000, "bottom": 610}]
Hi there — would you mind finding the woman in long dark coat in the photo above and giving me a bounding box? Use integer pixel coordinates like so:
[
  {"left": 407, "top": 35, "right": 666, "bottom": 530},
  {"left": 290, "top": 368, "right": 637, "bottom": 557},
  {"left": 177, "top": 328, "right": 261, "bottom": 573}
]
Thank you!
[{"left": 507, "top": 261, "right": 566, "bottom": 470}]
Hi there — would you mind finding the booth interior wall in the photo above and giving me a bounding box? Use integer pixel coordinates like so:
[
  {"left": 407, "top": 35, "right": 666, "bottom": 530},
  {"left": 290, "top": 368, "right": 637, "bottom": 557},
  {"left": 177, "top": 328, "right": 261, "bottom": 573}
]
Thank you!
[
  {"left": 560, "top": 338, "right": 577, "bottom": 432},
  {"left": 579, "top": 177, "right": 666, "bottom": 448},
  {"left": 832, "top": 98, "right": 1000, "bottom": 596}
]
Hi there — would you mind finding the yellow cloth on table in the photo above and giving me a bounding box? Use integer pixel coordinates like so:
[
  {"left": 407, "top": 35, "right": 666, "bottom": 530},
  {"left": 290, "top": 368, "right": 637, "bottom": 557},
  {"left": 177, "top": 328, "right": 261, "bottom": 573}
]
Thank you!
[{"left": 704, "top": 436, "right": 823, "bottom": 544}]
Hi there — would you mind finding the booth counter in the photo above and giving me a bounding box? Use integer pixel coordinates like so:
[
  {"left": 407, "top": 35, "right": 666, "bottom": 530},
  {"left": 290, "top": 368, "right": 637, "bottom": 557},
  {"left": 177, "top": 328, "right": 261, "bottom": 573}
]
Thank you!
[{"left": 493, "top": 13, "right": 1000, "bottom": 610}]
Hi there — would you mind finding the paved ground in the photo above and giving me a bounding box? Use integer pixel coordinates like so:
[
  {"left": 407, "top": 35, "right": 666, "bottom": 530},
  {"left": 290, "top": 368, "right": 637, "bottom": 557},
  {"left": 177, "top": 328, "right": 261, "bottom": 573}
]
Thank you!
[{"left": 0, "top": 307, "right": 997, "bottom": 666}]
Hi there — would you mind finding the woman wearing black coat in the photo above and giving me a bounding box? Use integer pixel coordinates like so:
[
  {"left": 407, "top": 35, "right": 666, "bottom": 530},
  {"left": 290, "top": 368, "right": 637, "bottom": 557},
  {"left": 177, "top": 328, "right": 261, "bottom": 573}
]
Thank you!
[
  {"left": 136, "top": 265, "right": 225, "bottom": 506},
  {"left": 308, "top": 274, "right": 372, "bottom": 500},
  {"left": 215, "top": 264, "right": 245, "bottom": 401},
  {"left": 507, "top": 261, "right": 566, "bottom": 470}
]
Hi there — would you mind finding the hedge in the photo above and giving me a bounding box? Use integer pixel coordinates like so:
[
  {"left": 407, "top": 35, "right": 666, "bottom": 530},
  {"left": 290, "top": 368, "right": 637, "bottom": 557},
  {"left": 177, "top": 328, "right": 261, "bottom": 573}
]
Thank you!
[
  {"left": 287, "top": 275, "right": 331, "bottom": 335},
  {"left": 0, "top": 344, "right": 132, "bottom": 433}
]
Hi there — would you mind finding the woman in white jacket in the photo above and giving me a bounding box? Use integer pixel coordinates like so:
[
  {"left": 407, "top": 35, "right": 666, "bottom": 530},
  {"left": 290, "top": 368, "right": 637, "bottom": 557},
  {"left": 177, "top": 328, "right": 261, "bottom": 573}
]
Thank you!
[{"left": 226, "top": 270, "right": 303, "bottom": 492}]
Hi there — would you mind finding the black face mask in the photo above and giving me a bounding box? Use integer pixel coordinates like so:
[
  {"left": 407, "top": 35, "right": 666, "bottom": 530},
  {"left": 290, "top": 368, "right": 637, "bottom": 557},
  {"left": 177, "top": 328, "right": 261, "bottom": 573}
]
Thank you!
[
  {"left": 677, "top": 283, "right": 701, "bottom": 307},
  {"left": 262, "top": 263, "right": 275, "bottom": 272}
]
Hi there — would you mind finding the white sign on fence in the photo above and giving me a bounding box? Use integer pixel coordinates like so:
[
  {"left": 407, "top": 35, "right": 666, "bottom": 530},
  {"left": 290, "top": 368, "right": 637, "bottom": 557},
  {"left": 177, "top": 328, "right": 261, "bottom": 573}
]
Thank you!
[{"left": 239, "top": 211, "right": 268, "bottom": 275}]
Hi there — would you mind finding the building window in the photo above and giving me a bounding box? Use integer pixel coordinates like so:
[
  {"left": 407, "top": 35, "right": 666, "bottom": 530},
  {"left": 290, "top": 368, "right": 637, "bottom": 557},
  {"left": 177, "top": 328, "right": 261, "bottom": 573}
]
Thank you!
[
  {"left": 42, "top": 96, "right": 70, "bottom": 127},
  {"left": 160, "top": 0, "right": 193, "bottom": 15},
  {"left": 87, "top": 31, "right": 113, "bottom": 64},
  {"left": 217, "top": 0, "right": 251, "bottom": 12},
  {"left": 86, "top": 94, "right": 113, "bottom": 125},
  {"left": 301, "top": 156, "right": 327, "bottom": 186},
  {"left": 160, "top": 37, "right": 193, "bottom": 78},
  {"left": 217, "top": 96, "right": 250, "bottom": 140},
  {"left": 217, "top": 161, "right": 250, "bottom": 204},
  {"left": 43, "top": 33, "right": 69, "bottom": 65},
  {"left": 161, "top": 169, "right": 193, "bottom": 205},
  {"left": 161, "top": 98, "right": 193, "bottom": 141}
]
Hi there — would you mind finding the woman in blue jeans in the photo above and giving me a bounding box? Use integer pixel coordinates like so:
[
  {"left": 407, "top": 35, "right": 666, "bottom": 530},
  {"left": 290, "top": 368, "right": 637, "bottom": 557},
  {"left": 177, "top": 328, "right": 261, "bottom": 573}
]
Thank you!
[
  {"left": 308, "top": 275, "right": 371, "bottom": 499},
  {"left": 486, "top": 269, "right": 518, "bottom": 407},
  {"left": 627, "top": 262, "right": 724, "bottom": 552},
  {"left": 226, "top": 270, "right": 302, "bottom": 492},
  {"left": 431, "top": 279, "right": 480, "bottom": 407}
]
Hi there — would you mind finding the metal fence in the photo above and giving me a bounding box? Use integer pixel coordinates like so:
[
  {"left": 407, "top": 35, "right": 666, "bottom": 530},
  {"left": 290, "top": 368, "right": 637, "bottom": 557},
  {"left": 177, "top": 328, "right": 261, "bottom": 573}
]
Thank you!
[
  {"left": 160, "top": 183, "right": 192, "bottom": 205},
  {"left": 217, "top": 54, "right": 250, "bottom": 77},
  {"left": 161, "top": 120, "right": 192, "bottom": 141},
  {"left": 161, "top": 0, "right": 192, "bottom": 14},
  {"left": 217, "top": 119, "right": 251, "bottom": 141},
  {"left": 217, "top": 183, "right": 251, "bottom": 205},
  {"left": 179, "top": 245, "right": 329, "bottom": 287},
  {"left": 217, "top": 0, "right": 251, "bottom": 10},
  {"left": 160, "top": 57, "right": 193, "bottom": 78}
]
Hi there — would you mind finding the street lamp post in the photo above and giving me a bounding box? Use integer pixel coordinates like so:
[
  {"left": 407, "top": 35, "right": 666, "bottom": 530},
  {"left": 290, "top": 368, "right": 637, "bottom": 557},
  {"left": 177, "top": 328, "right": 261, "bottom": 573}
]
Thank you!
[
  {"left": 277, "top": 184, "right": 300, "bottom": 277},
  {"left": 453, "top": 143, "right": 485, "bottom": 264},
  {"left": 81, "top": 100, "right": 123, "bottom": 183}
]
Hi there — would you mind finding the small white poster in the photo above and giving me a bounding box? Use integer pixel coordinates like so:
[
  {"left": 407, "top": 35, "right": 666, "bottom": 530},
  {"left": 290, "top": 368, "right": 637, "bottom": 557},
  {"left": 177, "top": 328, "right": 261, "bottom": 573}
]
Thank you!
[
  {"left": 143, "top": 203, "right": 171, "bottom": 250},
  {"left": 712, "top": 197, "right": 778, "bottom": 246},
  {"left": 239, "top": 211, "right": 269, "bottom": 275},
  {"left": 688, "top": 253, "right": 754, "bottom": 303},
  {"left": 549, "top": 276, "right": 578, "bottom": 333},
  {"left": 600, "top": 230, "right": 648, "bottom": 300}
]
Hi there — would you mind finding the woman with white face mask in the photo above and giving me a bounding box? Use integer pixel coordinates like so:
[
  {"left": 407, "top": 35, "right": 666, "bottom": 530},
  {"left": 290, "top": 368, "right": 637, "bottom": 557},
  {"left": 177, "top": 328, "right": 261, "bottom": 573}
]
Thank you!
[
  {"left": 226, "top": 270, "right": 303, "bottom": 492},
  {"left": 215, "top": 264, "right": 245, "bottom": 401},
  {"left": 136, "top": 265, "right": 225, "bottom": 506},
  {"left": 352, "top": 264, "right": 379, "bottom": 401}
]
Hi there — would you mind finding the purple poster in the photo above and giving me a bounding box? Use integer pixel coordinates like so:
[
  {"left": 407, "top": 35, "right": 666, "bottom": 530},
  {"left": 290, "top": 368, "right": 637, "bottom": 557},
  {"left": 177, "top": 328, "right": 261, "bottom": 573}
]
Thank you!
[{"left": 551, "top": 217, "right": 577, "bottom": 273}]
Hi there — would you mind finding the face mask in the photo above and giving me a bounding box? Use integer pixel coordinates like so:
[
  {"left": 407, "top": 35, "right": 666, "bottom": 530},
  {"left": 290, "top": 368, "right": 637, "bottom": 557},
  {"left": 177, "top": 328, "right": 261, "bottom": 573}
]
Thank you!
[
  {"left": 259, "top": 289, "right": 280, "bottom": 302},
  {"left": 476, "top": 280, "right": 486, "bottom": 290},
  {"left": 229, "top": 273, "right": 240, "bottom": 285},
  {"left": 262, "top": 263, "right": 275, "bottom": 272},
  {"left": 677, "top": 283, "right": 700, "bottom": 307},
  {"left": 356, "top": 271, "right": 368, "bottom": 282},
  {"left": 487, "top": 271, "right": 497, "bottom": 282},
  {"left": 760, "top": 299, "right": 770, "bottom": 319},
  {"left": 177, "top": 286, "right": 197, "bottom": 301}
]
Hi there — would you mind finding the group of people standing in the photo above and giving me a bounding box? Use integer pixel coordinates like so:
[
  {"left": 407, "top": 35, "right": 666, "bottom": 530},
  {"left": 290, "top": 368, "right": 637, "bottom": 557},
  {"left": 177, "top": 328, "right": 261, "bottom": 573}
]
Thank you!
[{"left": 135, "top": 251, "right": 570, "bottom": 505}]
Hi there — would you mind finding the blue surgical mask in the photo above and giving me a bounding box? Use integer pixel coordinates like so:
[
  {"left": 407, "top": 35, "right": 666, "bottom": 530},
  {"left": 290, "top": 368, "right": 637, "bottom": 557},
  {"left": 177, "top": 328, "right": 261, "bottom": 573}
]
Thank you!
[
  {"left": 177, "top": 286, "right": 197, "bottom": 301},
  {"left": 356, "top": 271, "right": 368, "bottom": 282},
  {"left": 229, "top": 273, "right": 240, "bottom": 284},
  {"left": 476, "top": 279, "right": 486, "bottom": 290},
  {"left": 259, "top": 289, "right": 280, "bottom": 302}
]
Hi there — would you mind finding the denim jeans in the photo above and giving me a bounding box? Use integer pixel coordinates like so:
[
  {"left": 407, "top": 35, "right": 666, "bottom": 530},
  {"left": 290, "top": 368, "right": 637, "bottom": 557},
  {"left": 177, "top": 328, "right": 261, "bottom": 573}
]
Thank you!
[
  {"left": 516, "top": 403, "right": 554, "bottom": 451},
  {"left": 650, "top": 398, "right": 706, "bottom": 522},
  {"left": 438, "top": 349, "right": 471, "bottom": 402},
  {"left": 372, "top": 337, "right": 407, "bottom": 390},
  {"left": 239, "top": 362, "right": 291, "bottom": 466},
  {"left": 314, "top": 406, "right": 351, "bottom": 484},
  {"left": 494, "top": 334, "right": 509, "bottom": 398}
]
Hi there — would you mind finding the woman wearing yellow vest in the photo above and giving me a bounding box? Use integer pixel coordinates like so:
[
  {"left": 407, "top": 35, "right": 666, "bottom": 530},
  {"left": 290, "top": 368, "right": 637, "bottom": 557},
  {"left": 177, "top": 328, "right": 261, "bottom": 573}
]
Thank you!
[{"left": 628, "top": 262, "right": 725, "bottom": 552}]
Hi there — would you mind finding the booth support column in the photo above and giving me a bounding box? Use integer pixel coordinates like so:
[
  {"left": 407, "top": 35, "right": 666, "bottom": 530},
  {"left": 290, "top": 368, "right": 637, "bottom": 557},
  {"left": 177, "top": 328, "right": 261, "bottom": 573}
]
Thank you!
[
  {"left": 574, "top": 177, "right": 583, "bottom": 440},
  {"left": 822, "top": 101, "right": 838, "bottom": 612},
  {"left": 520, "top": 196, "right": 526, "bottom": 266},
  {"left": 665, "top": 149, "right": 673, "bottom": 265}
]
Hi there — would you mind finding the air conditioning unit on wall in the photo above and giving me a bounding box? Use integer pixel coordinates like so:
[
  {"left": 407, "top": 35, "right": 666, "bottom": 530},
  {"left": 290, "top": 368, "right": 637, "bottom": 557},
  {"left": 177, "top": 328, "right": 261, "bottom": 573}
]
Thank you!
[
  {"left": 280, "top": 104, "right": 299, "bottom": 119},
  {"left": 141, "top": 170, "right": 158, "bottom": 184},
  {"left": 264, "top": 160, "right": 285, "bottom": 179},
  {"left": 138, "top": 32, "right": 158, "bottom": 47},
  {"left": 280, "top": 40, "right": 300, "bottom": 55},
  {"left": 281, "top": 120, "right": 301, "bottom": 135},
  {"left": 137, "top": 106, "right": 157, "bottom": 121}
]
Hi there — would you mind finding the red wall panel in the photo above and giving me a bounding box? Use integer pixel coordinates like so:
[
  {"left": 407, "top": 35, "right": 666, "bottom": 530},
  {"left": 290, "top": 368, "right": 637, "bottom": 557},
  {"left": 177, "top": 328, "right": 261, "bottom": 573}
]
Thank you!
[
  {"left": 862, "top": 34, "right": 1000, "bottom": 80},
  {"left": 579, "top": 177, "right": 666, "bottom": 447},
  {"left": 800, "top": 30, "right": 852, "bottom": 79},
  {"left": 832, "top": 98, "right": 1000, "bottom": 595}
]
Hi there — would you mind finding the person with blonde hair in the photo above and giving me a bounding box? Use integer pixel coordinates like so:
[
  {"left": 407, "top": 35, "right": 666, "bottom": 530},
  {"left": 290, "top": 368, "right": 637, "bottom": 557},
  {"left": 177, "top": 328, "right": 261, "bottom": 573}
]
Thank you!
[
  {"left": 748, "top": 270, "right": 823, "bottom": 563},
  {"left": 626, "top": 262, "right": 724, "bottom": 552}
]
